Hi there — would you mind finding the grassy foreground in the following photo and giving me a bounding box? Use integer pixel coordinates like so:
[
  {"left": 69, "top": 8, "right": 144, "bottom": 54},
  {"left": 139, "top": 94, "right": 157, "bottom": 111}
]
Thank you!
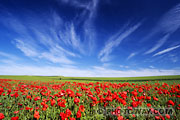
[
  {"left": 0, "top": 75, "right": 180, "bottom": 119},
  {"left": 0, "top": 75, "right": 59, "bottom": 81},
  {"left": 0, "top": 76, "right": 180, "bottom": 120},
  {"left": 0, "top": 75, "right": 180, "bottom": 84},
  {"left": 62, "top": 75, "right": 180, "bottom": 81}
]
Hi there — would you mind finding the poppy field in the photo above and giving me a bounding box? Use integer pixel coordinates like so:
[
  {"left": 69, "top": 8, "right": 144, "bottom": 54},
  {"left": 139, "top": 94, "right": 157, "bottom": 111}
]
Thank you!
[{"left": 0, "top": 78, "right": 180, "bottom": 120}]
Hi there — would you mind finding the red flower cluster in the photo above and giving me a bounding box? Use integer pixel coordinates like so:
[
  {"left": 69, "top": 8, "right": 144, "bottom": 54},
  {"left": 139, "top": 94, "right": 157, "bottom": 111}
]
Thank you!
[{"left": 0, "top": 79, "right": 179, "bottom": 119}]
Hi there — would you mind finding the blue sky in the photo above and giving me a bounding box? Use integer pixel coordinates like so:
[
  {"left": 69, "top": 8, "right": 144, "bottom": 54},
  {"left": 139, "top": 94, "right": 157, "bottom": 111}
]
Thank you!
[{"left": 0, "top": 0, "right": 180, "bottom": 77}]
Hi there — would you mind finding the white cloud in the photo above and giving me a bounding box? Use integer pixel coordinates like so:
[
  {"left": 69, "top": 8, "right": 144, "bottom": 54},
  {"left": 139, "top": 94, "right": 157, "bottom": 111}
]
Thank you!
[
  {"left": 145, "top": 34, "right": 170, "bottom": 54},
  {"left": 82, "top": 0, "right": 99, "bottom": 54},
  {"left": 159, "top": 3, "right": 180, "bottom": 34},
  {"left": 58, "top": 23, "right": 84, "bottom": 54},
  {"left": 0, "top": 59, "right": 17, "bottom": 65},
  {"left": 102, "top": 63, "right": 112, "bottom": 67},
  {"left": 127, "top": 52, "right": 137, "bottom": 60},
  {"left": 119, "top": 65, "right": 129, "bottom": 69},
  {"left": 90, "top": 67, "right": 180, "bottom": 77},
  {"left": 40, "top": 52, "right": 74, "bottom": 64},
  {"left": 0, "top": 51, "right": 20, "bottom": 60},
  {"left": 0, "top": 0, "right": 100, "bottom": 63},
  {"left": 169, "top": 54, "right": 179, "bottom": 63},
  {"left": 15, "top": 39, "right": 39, "bottom": 57},
  {"left": 149, "top": 66, "right": 155, "bottom": 69},
  {"left": 0, "top": 51, "right": 22, "bottom": 65},
  {"left": 171, "top": 57, "right": 178, "bottom": 63},
  {"left": 58, "top": 0, "right": 90, "bottom": 9},
  {"left": 0, "top": 10, "right": 82, "bottom": 64},
  {"left": 153, "top": 45, "right": 180, "bottom": 56},
  {"left": 99, "top": 22, "right": 142, "bottom": 62},
  {"left": 0, "top": 63, "right": 179, "bottom": 77},
  {"left": 146, "top": 3, "right": 180, "bottom": 37},
  {"left": 57, "top": 0, "right": 99, "bottom": 54},
  {"left": 70, "top": 24, "right": 81, "bottom": 48},
  {"left": 143, "top": 3, "right": 180, "bottom": 53},
  {"left": 15, "top": 39, "right": 75, "bottom": 64},
  {"left": 50, "top": 45, "right": 78, "bottom": 57}
]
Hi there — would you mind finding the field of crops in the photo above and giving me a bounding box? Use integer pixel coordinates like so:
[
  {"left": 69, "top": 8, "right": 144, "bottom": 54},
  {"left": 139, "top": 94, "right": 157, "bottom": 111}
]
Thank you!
[
  {"left": 0, "top": 76, "right": 180, "bottom": 120},
  {"left": 0, "top": 75, "right": 180, "bottom": 83}
]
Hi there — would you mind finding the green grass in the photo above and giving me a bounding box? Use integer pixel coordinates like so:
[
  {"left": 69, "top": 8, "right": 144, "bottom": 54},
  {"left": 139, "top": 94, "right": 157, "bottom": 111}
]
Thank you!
[
  {"left": 62, "top": 75, "right": 180, "bottom": 81},
  {"left": 0, "top": 75, "right": 180, "bottom": 84},
  {"left": 0, "top": 75, "right": 59, "bottom": 81}
]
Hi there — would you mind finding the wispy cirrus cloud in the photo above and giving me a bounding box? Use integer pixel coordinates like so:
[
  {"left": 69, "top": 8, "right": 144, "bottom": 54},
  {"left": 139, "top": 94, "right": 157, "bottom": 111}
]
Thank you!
[
  {"left": 58, "top": 0, "right": 90, "bottom": 9},
  {"left": 1, "top": 0, "right": 179, "bottom": 76},
  {"left": 144, "top": 3, "right": 180, "bottom": 55},
  {"left": 119, "top": 65, "right": 129, "bottom": 69},
  {"left": 158, "top": 3, "right": 180, "bottom": 34},
  {"left": 0, "top": 51, "right": 22, "bottom": 65},
  {"left": 149, "top": 66, "right": 155, "bottom": 69},
  {"left": 0, "top": 51, "right": 20, "bottom": 60},
  {"left": 153, "top": 45, "right": 180, "bottom": 56},
  {"left": 14, "top": 38, "right": 75, "bottom": 64},
  {"left": 58, "top": 23, "right": 84, "bottom": 54},
  {"left": 57, "top": 0, "right": 99, "bottom": 54},
  {"left": 127, "top": 52, "right": 137, "bottom": 60},
  {"left": 146, "top": 3, "right": 180, "bottom": 38},
  {"left": 39, "top": 52, "right": 74, "bottom": 64},
  {"left": 82, "top": 0, "right": 99, "bottom": 54},
  {"left": 15, "top": 39, "right": 39, "bottom": 57},
  {"left": 98, "top": 22, "right": 142, "bottom": 62},
  {"left": 0, "top": 9, "right": 83, "bottom": 64},
  {"left": 145, "top": 34, "right": 170, "bottom": 54},
  {"left": 0, "top": 0, "right": 100, "bottom": 64}
]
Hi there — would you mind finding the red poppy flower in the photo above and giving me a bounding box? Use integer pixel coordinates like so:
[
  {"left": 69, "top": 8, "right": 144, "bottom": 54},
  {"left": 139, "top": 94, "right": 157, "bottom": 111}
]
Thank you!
[
  {"left": 91, "top": 97, "right": 97, "bottom": 102},
  {"left": 147, "top": 103, "right": 151, "bottom": 107},
  {"left": 25, "top": 107, "right": 30, "bottom": 110},
  {"left": 165, "top": 114, "right": 170, "bottom": 119},
  {"left": 146, "top": 96, "right": 151, "bottom": 100},
  {"left": 76, "top": 93, "right": 82, "bottom": 97},
  {"left": 0, "top": 88, "right": 4, "bottom": 93},
  {"left": 14, "top": 111, "right": 19, "bottom": 114},
  {"left": 0, "top": 113, "right": 5, "bottom": 120},
  {"left": 167, "top": 100, "right": 175, "bottom": 106},
  {"left": 74, "top": 98, "right": 80, "bottom": 104},
  {"left": 58, "top": 101, "right": 66, "bottom": 107},
  {"left": 34, "top": 111, "right": 40, "bottom": 120},
  {"left": 60, "top": 112, "right": 67, "bottom": 120},
  {"left": 153, "top": 97, "right": 158, "bottom": 101},
  {"left": 132, "top": 101, "right": 138, "bottom": 107},
  {"left": 138, "top": 88, "right": 143, "bottom": 93},
  {"left": 79, "top": 105, "right": 85, "bottom": 112},
  {"left": 128, "top": 106, "right": 133, "bottom": 110},
  {"left": 65, "top": 109, "right": 71, "bottom": 117},
  {"left": 50, "top": 99, "right": 56, "bottom": 106},
  {"left": 155, "top": 116, "right": 160, "bottom": 120},
  {"left": 11, "top": 116, "right": 19, "bottom": 120},
  {"left": 7, "top": 89, "right": 11, "bottom": 95},
  {"left": 14, "top": 92, "right": 19, "bottom": 98},
  {"left": 34, "top": 96, "right": 41, "bottom": 101},
  {"left": 70, "top": 117, "right": 76, "bottom": 120},
  {"left": 117, "top": 116, "right": 123, "bottom": 120},
  {"left": 26, "top": 95, "right": 32, "bottom": 100},
  {"left": 76, "top": 110, "right": 81, "bottom": 118},
  {"left": 131, "top": 91, "right": 138, "bottom": 96}
]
